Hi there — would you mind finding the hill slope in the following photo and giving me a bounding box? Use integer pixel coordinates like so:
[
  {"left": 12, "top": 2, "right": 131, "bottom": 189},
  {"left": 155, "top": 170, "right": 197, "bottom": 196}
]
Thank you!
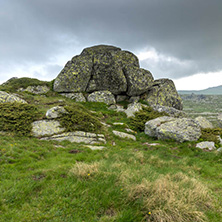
[{"left": 179, "top": 85, "right": 222, "bottom": 95}]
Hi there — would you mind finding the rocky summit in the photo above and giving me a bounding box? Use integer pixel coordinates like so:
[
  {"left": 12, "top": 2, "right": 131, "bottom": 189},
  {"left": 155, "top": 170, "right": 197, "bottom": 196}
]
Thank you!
[{"left": 53, "top": 45, "right": 183, "bottom": 110}]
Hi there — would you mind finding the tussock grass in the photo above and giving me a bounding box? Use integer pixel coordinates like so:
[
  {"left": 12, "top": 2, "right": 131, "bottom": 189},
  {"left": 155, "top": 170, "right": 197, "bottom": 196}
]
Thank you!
[{"left": 127, "top": 173, "right": 211, "bottom": 222}]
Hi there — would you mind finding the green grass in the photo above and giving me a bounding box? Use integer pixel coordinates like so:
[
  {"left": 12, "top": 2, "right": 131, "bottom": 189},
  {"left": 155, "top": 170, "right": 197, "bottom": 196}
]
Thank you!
[{"left": 0, "top": 92, "right": 222, "bottom": 221}]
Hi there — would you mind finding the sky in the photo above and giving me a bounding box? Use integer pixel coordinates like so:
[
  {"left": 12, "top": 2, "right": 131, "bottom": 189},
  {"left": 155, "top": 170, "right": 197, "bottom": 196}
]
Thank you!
[{"left": 0, "top": 0, "right": 222, "bottom": 90}]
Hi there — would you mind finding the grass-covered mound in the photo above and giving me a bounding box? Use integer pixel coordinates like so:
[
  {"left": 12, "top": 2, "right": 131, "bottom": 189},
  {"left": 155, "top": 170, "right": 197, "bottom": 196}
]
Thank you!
[
  {"left": 0, "top": 77, "right": 52, "bottom": 93},
  {"left": 0, "top": 102, "right": 41, "bottom": 135}
]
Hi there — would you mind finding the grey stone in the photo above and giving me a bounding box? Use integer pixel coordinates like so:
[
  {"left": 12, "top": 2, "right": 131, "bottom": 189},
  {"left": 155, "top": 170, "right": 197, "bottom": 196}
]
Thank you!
[
  {"left": 46, "top": 106, "right": 67, "bottom": 119},
  {"left": 60, "top": 93, "right": 86, "bottom": 102},
  {"left": 0, "top": 91, "right": 27, "bottom": 104},
  {"left": 156, "top": 118, "right": 201, "bottom": 142},
  {"left": 116, "top": 95, "right": 128, "bottom": 102},
  {"left": 41, "top": 131, "right": 106, "bottom": 144},
  {"left": 196, "top": 141, "right": 216, "bottom": 151},
  {"left": 195, "top": 116, "right": 213, "bottom": 129},
  {"left": 84, "top": 145, "right": 106, "bottom": 150},
  {"left": 145, "top": 117, "right": 201, "bottom": 142},
  {"left": 112, "top": 130, "right": 136, "bottom": 141},
  {"left": 151, "top": 105, "right": 186, "bottom": 118},
  {"left": 125, "top": 102, "right": 143, "bottom": 117},
  {"left": 108, "top": 104, "right": 125, "bottom": 113},
  {"left": 145, "top": 116, "right": 175, "bottom": 138},
  {"left": 217, "top": 147, "right": 222, "bottom": 152},
  {"left": 32, "top": 120, "right": 65, "bottom": 137},
  {"left": 88, "top": 91, "right": 116, "bottom": 105}
]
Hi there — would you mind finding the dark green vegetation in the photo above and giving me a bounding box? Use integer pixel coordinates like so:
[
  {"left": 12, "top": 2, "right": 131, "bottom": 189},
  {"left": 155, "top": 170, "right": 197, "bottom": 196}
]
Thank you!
[
  {"left": 0, "top": 103, "right": 41, "bottom": 136},
  {"left": 0, "top": 77, "right": 52, "bottom": 92},
  {"left": 60, "top": 104, "right": 102, "bottom": 133},
  {"left": 129, "top": 106, "right": 168, "bottom": 132},
  {"left": 0, "top": 85, "right": 222, "bottom": 221},
  {"left": 200, "top": 128, "right": 222, "bottom": 148}
]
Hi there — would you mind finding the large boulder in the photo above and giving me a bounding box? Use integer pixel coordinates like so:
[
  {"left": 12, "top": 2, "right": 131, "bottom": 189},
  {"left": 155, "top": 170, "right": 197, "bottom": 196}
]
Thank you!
[
  {"left": 0, "top": 91, "right": 27, "bottom": 104},
  {"left": 145, "top": 117, "right": 201, "bottom": 142},
  {"left": 144, "top": 79, "right": 183, "bottom": 110}
]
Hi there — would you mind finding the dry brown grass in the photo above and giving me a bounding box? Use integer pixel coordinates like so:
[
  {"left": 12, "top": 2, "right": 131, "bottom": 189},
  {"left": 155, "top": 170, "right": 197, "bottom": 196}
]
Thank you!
[
  {"left": 69, "top": 161, "right": 102, "bottom": 178},
  {"left": 127, "top": 172, "right": 212, "bottom": 222}
]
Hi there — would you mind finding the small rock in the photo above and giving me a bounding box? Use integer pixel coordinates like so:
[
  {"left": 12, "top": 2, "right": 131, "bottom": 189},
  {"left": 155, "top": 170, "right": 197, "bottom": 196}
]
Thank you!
[
  {"left": 125, "top": 102, "right": 143, "bottom": 117},
  {"left": 0, "top": 91, "right": 27, "bottom": 104},
  {"left": 217, "top": 147, "right": 222, "bottom": 152},
  {"left": 60, "top": 93, "right": 86, "bottom": 102},
  {"left": 113, "top": 122, "right": 125, "bottom": 126},
  {"left": 88, "top": 90, "right": 116, "bottom": 105},
  {"left": 84, "top": 145, "right": 106, "bottom": 150},
  {"left": 196, "top": 141, "right": 216, "bottom": 151},
  {"left": 125, "top": 128, "right": 137, "bottom": 134},
  {"left": 112, "top": 130, "right": 136, "bottom": 141},
  {"left": 46, "top": 106, "right": 67, "bottom": 119}
]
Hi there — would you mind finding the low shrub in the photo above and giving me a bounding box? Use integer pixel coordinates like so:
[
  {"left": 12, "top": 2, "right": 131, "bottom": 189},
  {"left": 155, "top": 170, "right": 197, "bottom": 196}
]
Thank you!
[
  {"left": 129, "top": 106, "right": 167, "bottom": 132},
  {"left": 0, "top": 102, "right": 41, "bottom": 135},
  {"left": 59, "top": 104, "right": 102, "bottom": 133},
  {"left": 200, "top": 128, "right": 222, "bottom": 147}
]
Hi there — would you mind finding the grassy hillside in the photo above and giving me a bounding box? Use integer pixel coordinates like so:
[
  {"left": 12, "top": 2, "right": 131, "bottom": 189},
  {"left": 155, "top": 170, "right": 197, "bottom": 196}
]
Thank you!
[
  {"left": 179, "top": 85, "right": 222, "bottom": 95},
  {"left": 0, "top": 81, "right": 222, "bottom": 221}
]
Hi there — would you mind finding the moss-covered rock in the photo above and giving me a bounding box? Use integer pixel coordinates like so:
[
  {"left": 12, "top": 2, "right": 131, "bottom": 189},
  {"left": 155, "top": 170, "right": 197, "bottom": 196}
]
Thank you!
[
  {"left": 0, "top": 91, "right": 27, "bottom": 104},
  {"left": 144, "top": 78, "right": 183, "bottom": 110},
  {"left": 124, "top": 67, "right": 154, "bottom": 96},
  {"left": 53, "top": 55, "right": 93, "bottom": 92},
  {"left": 87, "top": 91, "right": 116, "bottom": 105}
]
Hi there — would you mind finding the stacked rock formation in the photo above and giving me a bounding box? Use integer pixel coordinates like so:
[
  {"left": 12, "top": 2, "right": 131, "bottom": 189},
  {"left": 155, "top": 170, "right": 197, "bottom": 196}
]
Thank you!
[{"left": 53, "top": 45, "right": 183, "bottom": 110}]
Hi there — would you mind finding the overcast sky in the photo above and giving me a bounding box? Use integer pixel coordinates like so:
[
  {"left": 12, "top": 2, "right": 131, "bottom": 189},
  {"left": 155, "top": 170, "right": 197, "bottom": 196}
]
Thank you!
[{"left": 1, "top": 0, "right": 222, "bottom": 90}]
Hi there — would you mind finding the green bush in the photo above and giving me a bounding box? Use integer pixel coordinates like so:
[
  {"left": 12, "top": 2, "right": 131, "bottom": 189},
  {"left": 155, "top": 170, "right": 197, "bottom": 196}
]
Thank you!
[
  {"left": 60, "top": 104, "right": 102, "bottom": 133},
  {"left": 129, "top": 106, "right": 168, "bottom": 132},
  {"left": 200, "top": 128, "right": 222, "bottom": 147},
  {"left": 0, "top": 103, "right": 41, "bottom": 135}
]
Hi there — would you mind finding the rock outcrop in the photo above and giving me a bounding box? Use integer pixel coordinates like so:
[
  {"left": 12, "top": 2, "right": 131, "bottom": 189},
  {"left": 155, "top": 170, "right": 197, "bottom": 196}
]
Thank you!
[
  {"left": 53, "top": 45, "right": 182, "bottom": 110},
  {"left": 195, "top": 116, "right": 213, "bottom": 129}
]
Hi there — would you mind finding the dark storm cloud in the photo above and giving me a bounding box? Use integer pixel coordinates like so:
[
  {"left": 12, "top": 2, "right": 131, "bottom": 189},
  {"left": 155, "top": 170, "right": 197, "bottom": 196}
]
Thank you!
[{"left": 0, "top": 0, "right": 222, "bottom": 81}]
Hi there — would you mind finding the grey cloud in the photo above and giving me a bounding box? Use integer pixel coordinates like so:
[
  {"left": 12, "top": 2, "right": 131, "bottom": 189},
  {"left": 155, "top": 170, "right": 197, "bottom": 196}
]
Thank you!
[{"left": 0, "top": 0, "right": 222, "bottom": 81}]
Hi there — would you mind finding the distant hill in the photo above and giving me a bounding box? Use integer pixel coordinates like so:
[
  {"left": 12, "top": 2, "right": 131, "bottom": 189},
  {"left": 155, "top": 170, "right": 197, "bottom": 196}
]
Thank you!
[{"left": 178, "top": 85, "right": 222, "bottom": 95}]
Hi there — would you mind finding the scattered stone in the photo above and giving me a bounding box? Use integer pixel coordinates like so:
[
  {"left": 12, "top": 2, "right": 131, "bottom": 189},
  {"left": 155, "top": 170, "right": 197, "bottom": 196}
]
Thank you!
[
  {"left": 100, "top": 122, "right": 111, "bottom": 128},
  {"left": 195, "top": 116, "right": 213, "bottom": 129},
  {"left": 113, "top": 122, "right": 125, "bottom": 126},
  {"left": 112, "top": 130, "right": 136, "bottom": 141},
  {"left": 145, "top": 117, "right": 201, "bottom": 142},
  {"left": 18, "top": 85, "right": 50, "bottom": 94},
  {"left": 41, "top": 131, "right": 106, "bottom": 144},
  {"left": 125, "top": 102, "right": 143, "bottom": 117},
  {"left": 88, "top": 90, "right": 116, "bottom": 105},
  {"left": 32, "top": 120, "right": 65, "bottom": 137},
  {"left": 0, "top": 91, "right": 27, "bottom": 104},
  {"left": 143, "top": 142, "right": 160, "bottom": 146},
  {"left": 217, "top": 136, "right": 222, "bottom": 145},
  {"left": 108, "top": 104, "right": 125, "bottom": 112},
  {"left": 151, "top": 105, "right": 186, "bottom": 118},
  {"left": 60, "top": 93, "right": 86, "bottom": 102},
  {"left": 196, "top": 141, "right": 216, "bottom": 151},
  {"left": 125, "top": 128, "right": 137, "bottom": 134},
  {"left": 84, "top": 145, "right": 106, "bottom": 150},
  {"left": 46, "top": 106, "right": 67, "bottom": 119}
]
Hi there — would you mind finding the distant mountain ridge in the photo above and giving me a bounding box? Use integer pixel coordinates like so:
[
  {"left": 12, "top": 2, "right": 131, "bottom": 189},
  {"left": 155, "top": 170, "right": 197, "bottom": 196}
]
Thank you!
[{"left": 178, "top": 85, "right": 222, "bottom": 95}]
